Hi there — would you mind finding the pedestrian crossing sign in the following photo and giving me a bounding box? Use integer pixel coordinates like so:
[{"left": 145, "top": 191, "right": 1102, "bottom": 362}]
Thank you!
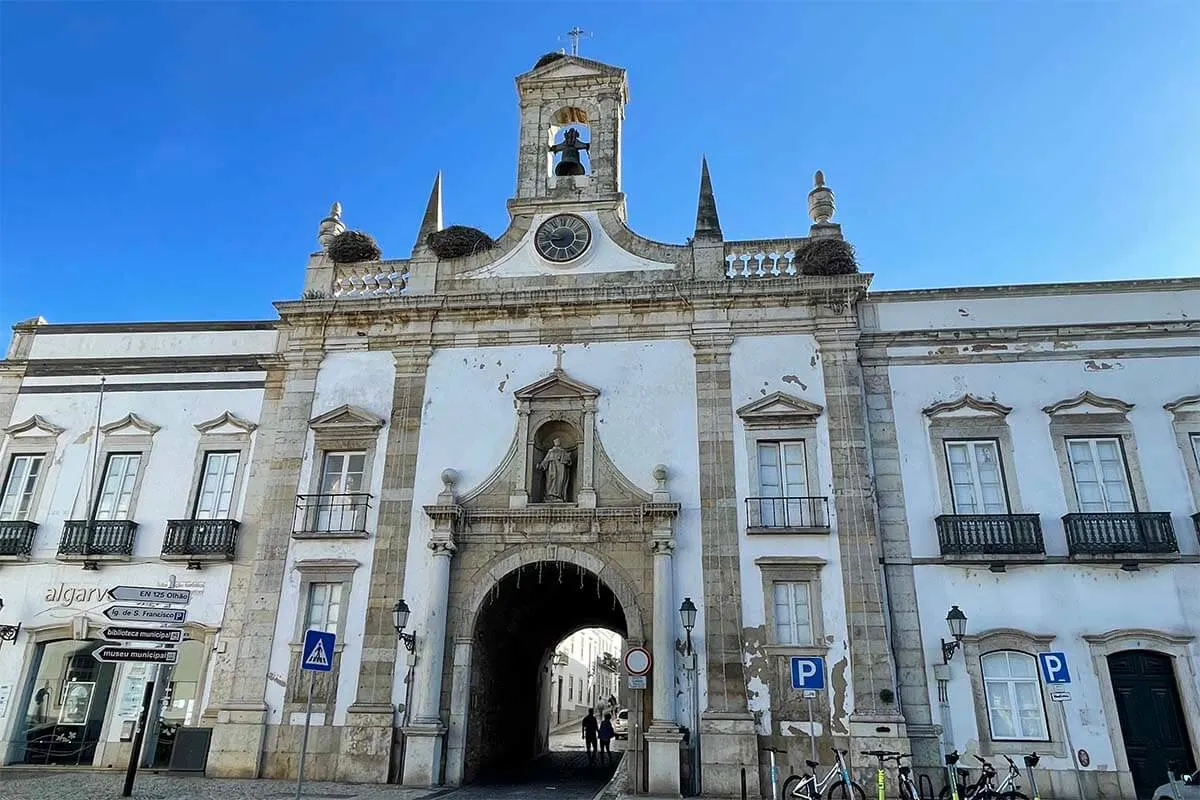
[{"left": 302, "top": 629, "right": 336, "bottom": 672}]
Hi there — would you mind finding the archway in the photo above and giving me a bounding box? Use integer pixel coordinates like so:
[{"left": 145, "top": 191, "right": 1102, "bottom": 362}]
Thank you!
[{"left": 459, "top": 557, "right": 636, "bottom": 785}]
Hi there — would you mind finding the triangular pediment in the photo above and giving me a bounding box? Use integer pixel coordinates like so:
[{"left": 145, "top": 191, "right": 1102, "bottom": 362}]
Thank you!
[
  {"left": 100, "top": 413, "right": 160, "bottom": 436},
  {"left": 4, "top": 414, "right": 65, "bottom": 437},
  {"left": 519, "top": 55, "right": 626, "bottom": 83},
  {"left": 195, "top": 410, "right": 258, "bottom": 435},
  {"left": 1165, "top": 395, "right": 1200, "bottom": 416},
  {"left": 736, "top": 392, "right": 823, "bottom": 427},
  {"left": 308, "top": 404, "right": 385, "bottom": 433},
  {"left": 924, "top": 394, "right": 1012, "bottom": 419},
  {"left": 514, "top": 370, "right": 600, "bottom": 401},
  {"left": 1042, "top": 391, "right": 1133, "bottom": 416}
]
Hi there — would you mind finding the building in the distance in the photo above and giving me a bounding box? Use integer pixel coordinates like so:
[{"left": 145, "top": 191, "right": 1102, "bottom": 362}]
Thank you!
[
  {"left": 548, "top": 627, "right": 623, "bottom": 726},
  {"left": 0, "top": 50, "right": 1196, "bottom": 800}
]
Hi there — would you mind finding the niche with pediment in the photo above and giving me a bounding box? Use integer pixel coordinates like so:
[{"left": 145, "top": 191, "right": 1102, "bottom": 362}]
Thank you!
[{"left": 459, "top": 368, "right": 650, "bottom": 512}]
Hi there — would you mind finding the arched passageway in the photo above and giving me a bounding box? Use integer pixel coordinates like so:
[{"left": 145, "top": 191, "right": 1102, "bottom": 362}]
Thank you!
[{"left": 464, "top": 560, "right": 627, "bottom": 785}]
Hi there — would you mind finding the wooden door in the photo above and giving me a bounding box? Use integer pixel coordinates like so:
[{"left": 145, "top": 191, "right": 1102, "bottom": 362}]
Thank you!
[{"left": 1108, "top": 650, "right": 1195, "bottom": 798}]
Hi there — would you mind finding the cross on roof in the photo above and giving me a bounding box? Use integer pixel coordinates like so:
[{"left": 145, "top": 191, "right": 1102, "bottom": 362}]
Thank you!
[
  {"left": 552, "top": 343, "right": 565, "bottom": 371},
  {"left": 563, "top": 26, "right": 590, "bottom": 57}
]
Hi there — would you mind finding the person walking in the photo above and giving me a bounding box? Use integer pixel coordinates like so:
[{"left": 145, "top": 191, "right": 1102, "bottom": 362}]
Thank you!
[
  {"left": 581, "top": 708, "right": 599, "bottom": 765},
  {"left": 598, "top": 712, "right": 615, "bottom": 766}
]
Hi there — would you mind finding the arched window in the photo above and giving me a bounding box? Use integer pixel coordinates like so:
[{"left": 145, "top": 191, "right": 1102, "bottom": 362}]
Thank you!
[{"left": 981, "top": 651, "right": 1049, "bottom": 740}]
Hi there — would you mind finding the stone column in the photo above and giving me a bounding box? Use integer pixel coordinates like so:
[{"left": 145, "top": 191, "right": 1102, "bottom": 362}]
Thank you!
[
  {"left": 690, "top": 332, "right": 760, "bottom": 799},
  {"left": 646, "top": 534, "right": 683, "bottom": 796},
  {"left": 814, "top": 324, "right": 909, "bottom": 753},
  {"left": 341, "top": 345, "right": 432, "bottom": 782},
  {"left": 207, "top": 353, "right": 320, "bottom": 779}
]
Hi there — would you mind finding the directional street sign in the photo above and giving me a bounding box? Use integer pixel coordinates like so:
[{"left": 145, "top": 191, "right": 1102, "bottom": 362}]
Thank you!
[
  {"left": 1051, "top": 690, "right": 1072, "bottom": 702},
  {"left": 108, "top": 586, "right": 192, "bottom": 605},
  {"left": 102, "top": 626, "right": 184, "bottom": 644},
  {"left": 103, "top": 605, "right": 187, "bottom": 625},
  {"left": 93, "top": 645, "right": 179, "bottom": 664},
  {"left": 1039, "top": 652, "right": 1072, "bottom": 684},
  {"left": 301, "top": 629, "right": 336, "bottom": 673},
  {"left": 791, "top": 656, "right": 826, "bottom": 691}
]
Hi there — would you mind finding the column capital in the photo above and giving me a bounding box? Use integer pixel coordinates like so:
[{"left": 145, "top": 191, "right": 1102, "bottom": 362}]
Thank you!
[
  {"left": 428, "top": 539, "right": 457, "bottom": 556},
  {"left": 649, "top": 538, "right": 676, "bottom": 555}
]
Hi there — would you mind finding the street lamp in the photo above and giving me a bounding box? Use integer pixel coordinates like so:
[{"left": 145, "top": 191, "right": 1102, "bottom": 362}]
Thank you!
[
  {"left": 0, "top": 597, "right": 21, "bottom": 643},
  {"left": 941, "top": 605, "right": 968, "bottom": 664},
  {"left": 679, "top": 597, "right": 697, "bottom": 655},
  {"left": 392, "top": 599, "right": 416, "bottom": 653}
]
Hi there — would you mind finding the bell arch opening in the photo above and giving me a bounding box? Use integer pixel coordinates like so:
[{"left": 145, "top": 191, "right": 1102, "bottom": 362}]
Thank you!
[
  {"left": 462, "top": 559, "right": 629, "bottom": 784},
  {"left": 548, "top": 106, "right": 591, "bottom": 177}
]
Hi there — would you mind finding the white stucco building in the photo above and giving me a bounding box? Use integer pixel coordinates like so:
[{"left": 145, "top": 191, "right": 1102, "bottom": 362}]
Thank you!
[{"left": 0, "top": 319, "right": 274, "bottom": 770}]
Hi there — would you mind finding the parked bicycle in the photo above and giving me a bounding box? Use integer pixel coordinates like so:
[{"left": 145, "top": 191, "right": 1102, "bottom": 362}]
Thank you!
[
  {"left": 781, "top": 747, "right": 867, "bottom": 800},
  {"left": 864, "top": 750, "right": 921, "bottom": 800},
  {"left": 939, "top": 753, "right": 1028, "bottom": 800}
]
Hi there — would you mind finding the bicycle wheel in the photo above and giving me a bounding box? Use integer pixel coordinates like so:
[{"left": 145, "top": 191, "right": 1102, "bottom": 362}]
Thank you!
[
  {"left": 825, "top": 779, "right": 868, "bottom": 800},
  {"left": 782, "top": 775, "right": 808, "bottom": 799}
]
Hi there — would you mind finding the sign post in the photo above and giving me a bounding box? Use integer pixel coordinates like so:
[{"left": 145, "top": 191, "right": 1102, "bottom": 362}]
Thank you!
[
  {"left": 790, "top": 657, "right": 825, "bottom": 763},
  {"left": 297, "top": 629, "right": 335, "bottom": 800},
  {"left": 1039, "top": 652, "right": 1084, "bottom": 799}
]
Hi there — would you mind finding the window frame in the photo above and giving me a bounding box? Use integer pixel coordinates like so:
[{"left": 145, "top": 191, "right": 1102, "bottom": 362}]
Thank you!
[
  {"left": 771, "top": 580, "right": 815, "bottom": 647},
  {"left": 303, "top": 580, "right": 345, "bottom": 636},
  {"left": 85, "top": 417, "right": 156, "bottom": 522},
  {"left": 192, "top": 450, "right": 242, "bottom": 519},
  {"left": 1064, "top": 436, "right": 1137, "bottom": 514},
  {"left": 0, "top": 452, "right": 47, "bottom": 522},
  {"left": 93, "top": 451, "right": 145, "bottom": 521},
  {"left": 1045, "top": 404, "right": 1150, "bottom": 515},
  {"left": 979, "top": 650, "right": 1050, "bottom": 742},
  {"left": 923, "top": 402, "right": 1024, "bottom": 519},
  {"left": 1164, "top": 396, "right": 1200, "bottom": 511},
  {"left": 184, "top": 412, "right": 256, "bottom": 522},
  {"left": 943, "top": 438, "right": 1012, "bottom": 515},
  {"left": 755, "top": 556, "right": 827, "bottom": 656}
]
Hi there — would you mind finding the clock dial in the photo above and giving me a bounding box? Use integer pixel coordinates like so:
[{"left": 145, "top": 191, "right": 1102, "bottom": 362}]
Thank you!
[{"left": 535, "top": 214, "right": 591, "bottom": 263}]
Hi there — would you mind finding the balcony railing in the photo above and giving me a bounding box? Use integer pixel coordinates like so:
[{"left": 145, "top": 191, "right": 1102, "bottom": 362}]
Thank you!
[
  {"left": 936, "top": 514, "right": 1044, "bottom": 556},
  {"left": 746, "top": 497, "right": 830, "bottom": 531},
  {"left": 162, "top": 518, "right": 239, "bottom": 566},
  {"left": 58, "top": 520, "right": 138, "bottom": 559},
  {"left": 294, "top": 493, "right": 371, "bottom": 537},
  {"left": 1193, "top": 512, "right": 1200, "bottom": 543},
  {"left": 0, "top": 520, "right": 38, "bottom": 558},
  {"left": 1063, "top": 512, "right": 1177, "bottom": 555}
]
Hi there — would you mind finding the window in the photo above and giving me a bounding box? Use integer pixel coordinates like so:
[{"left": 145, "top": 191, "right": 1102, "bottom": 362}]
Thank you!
[
  {"left": 772, "top": 582, "right": 813, "bottom": 646},
  {"left": 945, "top": 440, "right": 1008, "bottom": 514},
  {"left": 981, "top": 651, "right": 1048, "bottom": 740},
  {"left": 304, "top": 582, "right": 343, "bottom": 635},
  {"left": 1067, "top": 438, "right": 1134, "bottom": 513},
  {"left": 316, "top": 452, "right": 366, "bottom": 531},
  {"left": 194, "top": 452, "right": 240, "bottom": 519},
  {"left": 568, "top": 677, "right": 574, "bottom": 701},
  {"left": 757, "top": 441, "right": 809, "bottom": 527},
  {"left": 95, "top": 454, "right": 142, "bottom": 520},
  {"left": 0, "top": 454, "right": 44, "bottom": 521},
  {"left": 1191, "top": 433, "right": 1200, "bottom": 473}
]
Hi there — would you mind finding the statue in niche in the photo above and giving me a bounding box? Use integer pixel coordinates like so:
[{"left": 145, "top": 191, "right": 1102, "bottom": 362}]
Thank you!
[
  {"left": 550, "top": 128, "right": 589, "bottom": 176},
  {"left": 538, "top": 438, "right": 574, "bottom": 502}
]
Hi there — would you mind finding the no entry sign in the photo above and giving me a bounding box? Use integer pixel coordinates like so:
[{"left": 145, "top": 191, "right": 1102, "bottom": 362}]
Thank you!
[{"left": 624, "top": 646, "right": 652, "bottom": 676}]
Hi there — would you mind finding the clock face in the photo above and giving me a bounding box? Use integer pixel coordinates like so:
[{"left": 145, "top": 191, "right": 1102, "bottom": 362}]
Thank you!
[{"left": 535, "top": 214, "right": 592, "bottom": 262}]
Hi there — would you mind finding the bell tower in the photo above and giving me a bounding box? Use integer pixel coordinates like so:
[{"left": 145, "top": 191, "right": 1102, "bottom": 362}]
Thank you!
[{"left": 510, "top": 52, "right": 628, "bottom": 216}]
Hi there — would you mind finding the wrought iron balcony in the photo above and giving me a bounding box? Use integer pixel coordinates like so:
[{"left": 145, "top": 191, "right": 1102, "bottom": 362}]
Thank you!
[
  {"left": 58, "top": 520, "right": 138, "bottom": 564},
  {"left": 936, "top": 514, "right": 1045, "bottom": 556},
  {"left": 1193, "top": 512, "right": 1200, "bottom": 544},
  {"left": 746, "top": 497, "right": 830, "bottom": 531},
  {"left": 162, "top": 518, "right": 239, "bottom": 568},
  {"left": 0, "top": 520, "right": 38, "bottom": 559},
  {"left": 1063, "top": 512, "right": 1177, "bottom": 555},
  {"left": 294, "top": 493, "right": 371, "bottom": 537}
]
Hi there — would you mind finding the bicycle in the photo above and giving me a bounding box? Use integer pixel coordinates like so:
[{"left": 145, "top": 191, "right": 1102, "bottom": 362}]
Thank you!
[
  {"left": 781, "top": 747, "right": 867, "bottom": 800},
  {"left": 945, "top": 754, "right": 1027, "bottom": 800},
  {"left": 864, "top": 750, "right": 920, "bottom": 800},
  {"left": 939, "top": 751, "right": 978, "bottom": 800}
]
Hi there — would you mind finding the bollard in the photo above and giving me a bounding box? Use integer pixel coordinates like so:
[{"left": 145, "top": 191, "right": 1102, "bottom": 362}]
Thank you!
[{"left": 742, "top": 767, "right": 748, "bottom": 800}]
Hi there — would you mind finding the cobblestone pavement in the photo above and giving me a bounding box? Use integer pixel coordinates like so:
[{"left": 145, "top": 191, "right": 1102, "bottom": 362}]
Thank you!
[{"left": 0, "top": 732, "right": 622, "bottom": 800}]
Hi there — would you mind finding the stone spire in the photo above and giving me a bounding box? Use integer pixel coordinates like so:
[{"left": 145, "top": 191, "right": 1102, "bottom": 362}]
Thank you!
[
  {"left": 317, "top": 202, "right": 345, "bottom": 251},
  {"left": 414, "top": 172, "right": 443, "bottom": 252},
  {"left": 693, "top": 156, "right": 722, "bottom": 240},
  {"left": 808, "top": 170, "right": 836, "bottom": 224}
]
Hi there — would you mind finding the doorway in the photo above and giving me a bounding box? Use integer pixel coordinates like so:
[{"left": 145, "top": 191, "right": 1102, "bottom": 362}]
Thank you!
[
  {"left": 1108, "top": 650, "right": 1195, "bottom": 798},
  {"left": 13, "top": 639, "right": 117, "bottom": 766}
]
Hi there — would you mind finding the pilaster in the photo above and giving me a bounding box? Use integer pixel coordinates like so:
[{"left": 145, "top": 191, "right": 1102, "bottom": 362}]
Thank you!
[
  {"left": 340, "top": 344, "right": 433, "bottom": 783},
  {"left": 207, "top": 353, "right": 319, "bottom": 778}
]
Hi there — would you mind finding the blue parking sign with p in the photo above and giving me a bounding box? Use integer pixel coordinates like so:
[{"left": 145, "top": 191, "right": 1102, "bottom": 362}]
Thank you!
[
  {"left": 302, "top": 629, "right": 336, "bottom": 672},
  {"left": 791, "top": 656, "right": 825, "bottom": 690},
  {"left": 1039, "top": 652, "right": 1071, "bottom": 684}
]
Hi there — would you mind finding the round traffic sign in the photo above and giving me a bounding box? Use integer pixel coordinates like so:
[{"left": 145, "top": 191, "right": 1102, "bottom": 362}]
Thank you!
[{"left": 624, "top": 646, "right": 652, "bottom": 676}]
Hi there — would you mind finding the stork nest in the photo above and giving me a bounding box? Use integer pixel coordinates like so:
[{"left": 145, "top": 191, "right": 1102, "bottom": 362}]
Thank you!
[
  {"left": 327, "top": 230, "right": 382, "bottom": 264},
  {"left": 796, "top": 237, "right": 859, "bottom": 276},
  {"left": 427, "top": 225, "right": 496, "bottom": 259},
  {"left": 534, "top": 51, "right": 566, "bottom": 69}
]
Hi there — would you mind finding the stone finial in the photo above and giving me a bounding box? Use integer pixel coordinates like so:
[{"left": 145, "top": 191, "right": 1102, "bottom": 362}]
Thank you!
[
  {"left": 439, "top": 468, "right": 459, "bottom": 503},
  {"left": 693, "top": 157, "right": 723, "bottom": 240},
  {"left": 317, "top": 202, "right": 346, "bottom": 250},
  {"left": 414, "top": 172, "right": 443, "bottom": 253},
  {"left": 808, "top": 170, "right": 836, "bottom": 224},
  {"left": 652, "top": 464, "right": 668, "bottom": 490}
]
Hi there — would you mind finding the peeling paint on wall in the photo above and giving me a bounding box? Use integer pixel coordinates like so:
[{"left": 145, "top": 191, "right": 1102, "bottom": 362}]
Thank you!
[
  {"left": 831, "top": 655, "right": 850, "bottom": 735},
  {"left": 1084, "top": 359, "right": 1123, "bottom": 371},
  {"left": 782, "top": 375, "right": 809, "bottom": 390}
]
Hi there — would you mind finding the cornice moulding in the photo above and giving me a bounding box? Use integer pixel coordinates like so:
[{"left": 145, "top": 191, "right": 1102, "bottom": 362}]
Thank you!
[
  {"left": 100, "top": 413, "right": 161, "bottom": 436},
  {"left": 1042, "top": 391, "right": 1133, "bottom": 416},
  {"left": 923, "top": 394, "right": 1013, "bottom": 418},
  {"left": 4, "top": 414, "right": 66, "bottom": 437}
]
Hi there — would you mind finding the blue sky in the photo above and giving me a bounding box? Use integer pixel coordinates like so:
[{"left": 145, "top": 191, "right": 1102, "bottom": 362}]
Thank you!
[{"left": 2, "top": 2, "right": 1198, "bottom": 332}]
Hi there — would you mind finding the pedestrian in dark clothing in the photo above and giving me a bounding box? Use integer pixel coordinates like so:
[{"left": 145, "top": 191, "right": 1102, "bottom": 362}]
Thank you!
[
  {"left": 582, "top": 709, "right": 599, "bottom": 765},
  {"left": 598, "top": 712, "right": 615, "bottom": 765}
]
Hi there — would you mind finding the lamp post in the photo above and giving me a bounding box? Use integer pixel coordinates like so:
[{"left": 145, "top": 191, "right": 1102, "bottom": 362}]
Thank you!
[
  {"left": 679, "top": 597, "right": 700, "bottom": 796},
  {"left": 0, "top": 598, "right": 21, "bottom": 652},
  {"left": 941, "top": 605, "right": 968, "bottom": 664},
  {"left": 679, "top": 597, "right": 697, "bottom": 655},
  {"left": 392, "top": 599, "right": 416, "bottom": 653}
]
